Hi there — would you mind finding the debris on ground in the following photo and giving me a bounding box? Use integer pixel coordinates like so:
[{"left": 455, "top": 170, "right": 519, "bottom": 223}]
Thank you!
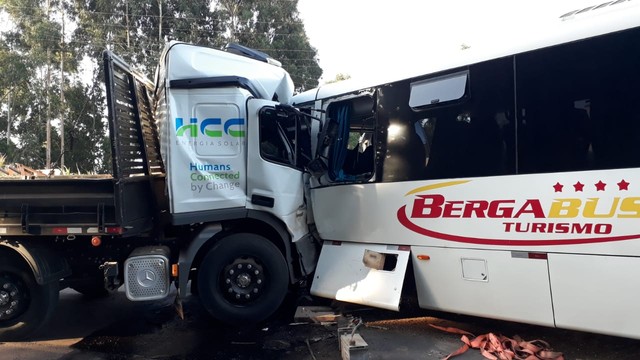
[
  {"left": 305, "top": 338, "right": 318, "bottom": 360},
  {"left": 294, "top": 305, "right": 341, "bottom": 324},
  {"left": 338, "top": 317, "right": 369, "bottom": 360},
  {"left": 430, "top": 324, "right": 564, "bottom": 360}
]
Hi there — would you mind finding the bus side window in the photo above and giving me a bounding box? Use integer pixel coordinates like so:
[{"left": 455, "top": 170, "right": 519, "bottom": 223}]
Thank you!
[
  {"left": 326, "top": 96, "right": 376, "bottom": 182},
  {"left": 516, "top": 27, "right": 640, "bottom": 173},
  {"left": 415, "top": 57, "right": 516, "bottom": 180},
  {"left": 342, "top": 132, "right": 374, "bottom": 176},
  {"left": 589, "top": 30, "right": 640, "bottom": 170}
]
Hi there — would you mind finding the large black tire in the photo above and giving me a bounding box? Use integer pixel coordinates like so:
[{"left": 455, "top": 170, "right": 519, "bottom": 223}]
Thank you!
[
  {"left": 197, "top": 233, "right": 289, "bottom": 325},
  {"left": 0, "top": 256, "right": 59, "bottom": 341}
]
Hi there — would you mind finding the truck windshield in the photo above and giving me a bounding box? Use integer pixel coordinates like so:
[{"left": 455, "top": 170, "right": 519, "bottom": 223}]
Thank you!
[{"left": 259, "top": 105, "right": 312, "bottom": 170}]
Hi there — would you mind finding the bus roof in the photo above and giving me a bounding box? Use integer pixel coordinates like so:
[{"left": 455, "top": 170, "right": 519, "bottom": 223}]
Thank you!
[{"left": 291, "top": 0, "right": 640, "bottom": 105}]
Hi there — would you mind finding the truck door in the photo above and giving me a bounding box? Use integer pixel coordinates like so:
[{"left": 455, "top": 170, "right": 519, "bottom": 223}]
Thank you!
[
  {"left": 164, "top": 87, "right": 250, "bottom": 217},
  {"left": 246, "top": 99, "right": 312, "bottom": 241}
]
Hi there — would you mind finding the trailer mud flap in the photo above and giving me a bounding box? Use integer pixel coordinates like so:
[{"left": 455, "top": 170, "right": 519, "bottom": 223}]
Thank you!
[{"left": 310, "top": 242, "right": 410, "bottom": 311}]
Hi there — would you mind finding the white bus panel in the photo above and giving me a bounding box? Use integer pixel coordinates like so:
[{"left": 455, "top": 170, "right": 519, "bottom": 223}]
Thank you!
[
  {"left": 412, "top": 246, "right": 555, "bottom": 327},
  {"left": 311, "top": 242, "right": 410, "bottom": 311},
  {"left": 549, "top": 253, "right": 640, "bottom": 338}
]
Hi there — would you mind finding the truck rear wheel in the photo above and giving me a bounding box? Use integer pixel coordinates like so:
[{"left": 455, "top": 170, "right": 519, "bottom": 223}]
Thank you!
[
  {"left": 197, "top": 233, "right": 288, "bottom": 325},
  {"left": 0, "top": 256, "right": 59, "bottom": 341}
]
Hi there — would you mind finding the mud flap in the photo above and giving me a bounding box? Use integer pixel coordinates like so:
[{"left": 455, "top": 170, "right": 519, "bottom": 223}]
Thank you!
[{"left": 310, "top": 242, "right": 410, "bottom": 311}]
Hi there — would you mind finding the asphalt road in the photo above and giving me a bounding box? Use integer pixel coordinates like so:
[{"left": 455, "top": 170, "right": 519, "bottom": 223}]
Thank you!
[{"left": 1, "top": 288, "right": 640, "bottom": 360}]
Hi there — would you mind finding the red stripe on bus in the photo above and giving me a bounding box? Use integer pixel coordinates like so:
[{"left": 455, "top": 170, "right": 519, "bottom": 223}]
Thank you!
[{"left": 397, "top": 206, "right": 640, "bottom": 246}]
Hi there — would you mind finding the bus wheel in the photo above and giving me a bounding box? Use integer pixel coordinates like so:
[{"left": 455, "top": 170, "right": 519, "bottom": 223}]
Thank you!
[
  {"left": 0, "top": 256, "right": 59, "bottom": 341},
  {"left": 197, "top": 233, "right": 288, "bottom": 325}
]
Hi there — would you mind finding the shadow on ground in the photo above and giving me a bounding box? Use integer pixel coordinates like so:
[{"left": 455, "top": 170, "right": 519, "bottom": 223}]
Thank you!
[
  {"left": 69, "top": 290, "right": 341, "bottom": 360},
  {"left": 63, "top": 288, "right": 640, "bottom": 360}
]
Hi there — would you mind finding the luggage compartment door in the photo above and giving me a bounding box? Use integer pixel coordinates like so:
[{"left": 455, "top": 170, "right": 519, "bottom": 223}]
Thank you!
[
  {"left": 549, "top": 253, "right": 640, "bottom": 338},
  {"left": 311, "top": 241, "right": 410, "bottom": 311},
  {"left": 411, "top": 246, "right": 555, "bottom": 327}
]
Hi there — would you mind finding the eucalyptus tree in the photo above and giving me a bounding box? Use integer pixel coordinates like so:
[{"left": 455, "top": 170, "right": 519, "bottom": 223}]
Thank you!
[
  {"left": 1, "top": 0, "right": 322, "bottom": 171},
  {"left": 0, "top": 47, "right": 28, "bottom": 157},
  {"left": 0, "top": 0, "right": 65, "bottom": 168},
  {"left": 214, "top": 0, "right": 322, "bottom": 91}
]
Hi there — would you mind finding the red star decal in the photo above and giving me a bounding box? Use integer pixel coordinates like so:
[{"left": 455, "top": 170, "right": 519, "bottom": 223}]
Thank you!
[
  {"left": 553, "top": 182, "right": 563, "bottom": 192},
  {"left": 573, "top": 182, "right": 584, "bottom": 192},
  {"left": 618, "top": 179, "right": 630, "bottom": 191},
  {"left": 595, "top": 180, "right": 606, "bottom": 191}
]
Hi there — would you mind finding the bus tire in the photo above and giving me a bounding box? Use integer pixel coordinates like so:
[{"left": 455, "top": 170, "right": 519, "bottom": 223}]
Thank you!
[
  {"left": 0, "top": 256, "right": 59, "bottom": 341},
  {"left": 197, "top": 233, "right": 288, "bottom": 325}
]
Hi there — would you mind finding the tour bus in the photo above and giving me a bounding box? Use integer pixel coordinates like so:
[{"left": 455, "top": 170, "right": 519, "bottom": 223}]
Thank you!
[{"left": 292, "top": 1, "right": 640, "bottom": 339}]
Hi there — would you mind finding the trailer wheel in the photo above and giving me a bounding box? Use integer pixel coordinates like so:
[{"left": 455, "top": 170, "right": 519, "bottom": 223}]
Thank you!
[
  {"left": 197, "top": 233, "right": 288, "bottom": 325},
  {"left": 0, "top": 256, "right": 59, "bottom": 341}
]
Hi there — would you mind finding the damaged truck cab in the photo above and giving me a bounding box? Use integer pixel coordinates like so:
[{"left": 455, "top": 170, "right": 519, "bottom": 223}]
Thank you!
[
  {"left": 154, "top": 42, "right": 318, "bottom": 322},
  {"left": 0, "top": 41, "right": 317, "bottom": 340}
]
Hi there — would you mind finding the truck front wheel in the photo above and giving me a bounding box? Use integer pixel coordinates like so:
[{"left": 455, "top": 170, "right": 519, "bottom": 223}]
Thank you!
[
  {"left": 197, "top": 233, "right": 289, "bottom": 325},
  {"left": 0, "top": 256, "right": 59, "bottom": 341}
]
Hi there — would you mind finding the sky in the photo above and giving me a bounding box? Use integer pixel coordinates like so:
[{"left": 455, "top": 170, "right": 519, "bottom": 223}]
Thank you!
[{"left": 297, "top": 0, "right": 601, "bottom": 84}]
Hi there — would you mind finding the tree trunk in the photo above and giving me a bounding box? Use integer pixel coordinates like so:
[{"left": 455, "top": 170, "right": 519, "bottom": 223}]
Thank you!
[{"left": 60, "top": 9, "right": 65, "bottom": 169}]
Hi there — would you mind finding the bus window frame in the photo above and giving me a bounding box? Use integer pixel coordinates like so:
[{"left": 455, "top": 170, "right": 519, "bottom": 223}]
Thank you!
[{"left": 409, "top": 70, "right": 470, "bottom": 110}]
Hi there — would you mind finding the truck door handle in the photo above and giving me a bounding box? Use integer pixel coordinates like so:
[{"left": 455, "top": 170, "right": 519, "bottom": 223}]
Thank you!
[{"left": 251, "top": 195, "right": 274, "bottom": 208}]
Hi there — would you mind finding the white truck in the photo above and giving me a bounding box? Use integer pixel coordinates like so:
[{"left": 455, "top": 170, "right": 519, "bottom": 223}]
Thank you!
[{"left": 0, "top": 42, "right": 318, "bottom": 340}]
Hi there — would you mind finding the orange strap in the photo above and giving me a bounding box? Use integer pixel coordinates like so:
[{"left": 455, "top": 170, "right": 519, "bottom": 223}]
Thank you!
[{"left": 430, "top": 324, "right": 564, "bottom": 360}]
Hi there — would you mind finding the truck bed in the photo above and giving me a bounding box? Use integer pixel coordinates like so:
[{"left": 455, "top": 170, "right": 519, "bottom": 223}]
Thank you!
[
  {"left": 0, "top": 176, "right": 156, "bottom": 236},
  {"left": 0, "top": 51, "right": 166, "bottom": 237}
]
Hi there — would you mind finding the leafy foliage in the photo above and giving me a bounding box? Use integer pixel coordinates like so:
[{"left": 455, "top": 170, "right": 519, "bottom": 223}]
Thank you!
[
  {"left": 215, "top": 0, "right": 321, "bottom": 92},
  {"left": 0, "top": 0, "right": 322, "bottom": 172},
  {"left": 325, "top": 73, "right": 352, "bottom": 84}
]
